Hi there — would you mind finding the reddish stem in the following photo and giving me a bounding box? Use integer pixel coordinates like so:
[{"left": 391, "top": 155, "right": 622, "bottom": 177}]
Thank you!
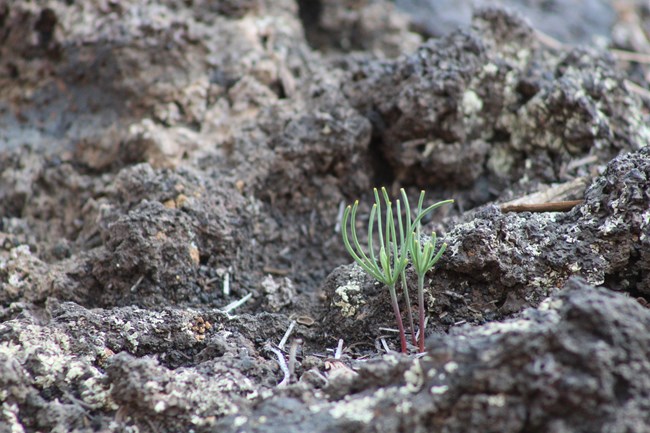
[
  {"left": 418, "top": 302, "right": 425, "bottom": 352},
  {"left": 418, "top": 274, "right": 426, "bottom": 352},
  {"left": 389, "top": 286, "right": 408, "bottom": 353},
  {"left": 401, "top": 276, "right": 417, "bottom": 346}
]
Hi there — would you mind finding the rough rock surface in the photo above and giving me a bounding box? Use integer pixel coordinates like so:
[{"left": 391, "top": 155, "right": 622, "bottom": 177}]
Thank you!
[
  {"left": 225, "top": 278, "right": 650, "bottom": 433},
  {"left": 343, "top": 9, "right": 648, "bottom": 205},
  {"left": 1, "top": 1, "right": 649, "bottom": 432}
]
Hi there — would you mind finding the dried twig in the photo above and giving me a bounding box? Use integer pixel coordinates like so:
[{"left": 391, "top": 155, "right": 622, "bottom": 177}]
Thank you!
[
  {"left": 500, "top": 200, "right": 583, "bottom": 213},
  {"left": 499, "top": 178, "right": 587, "bottom": 213}
]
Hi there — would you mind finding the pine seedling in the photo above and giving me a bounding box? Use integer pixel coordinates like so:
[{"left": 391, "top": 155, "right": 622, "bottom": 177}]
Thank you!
[
  {"left": 396, "top": 189, "right": 416, "bottom": 346},
  {"left": 342, "top": 187, "right": 453, "bottom": 353},
  {"left": 342, "top": 187, "right": 410, "bottom": 352},
  {"left": 408, "top": 192, "right": 453, "bottom": 352}
]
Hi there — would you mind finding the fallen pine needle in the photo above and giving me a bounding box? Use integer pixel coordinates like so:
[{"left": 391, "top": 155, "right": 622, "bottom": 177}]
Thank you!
[
  {"left": 222, "top": 292, "right": 252, "bottom": 314},
  {"left": 278, "top": 320, "right": 296, "bottom": 351},
  {"left": 265, "top": 343, "right": 290, "bottom": 387},
  {"left": 130, "top": 275, "right": 145, "bottom": 293},
  {"left": 334, "top": 339, "right": 344, "bottom": 360},
  {"left": 380, "top": 338, "right": 391, "bottom": 353}
]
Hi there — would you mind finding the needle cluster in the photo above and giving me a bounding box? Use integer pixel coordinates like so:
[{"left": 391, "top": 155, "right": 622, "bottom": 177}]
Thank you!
[{"left": 341, "top": 187, "right": 453, "bottom": 353}]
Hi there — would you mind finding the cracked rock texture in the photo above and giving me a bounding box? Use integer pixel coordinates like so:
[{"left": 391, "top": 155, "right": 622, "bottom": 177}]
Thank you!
[{"left": 1, "top": 1, "right": 649, "bottom": 432}]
